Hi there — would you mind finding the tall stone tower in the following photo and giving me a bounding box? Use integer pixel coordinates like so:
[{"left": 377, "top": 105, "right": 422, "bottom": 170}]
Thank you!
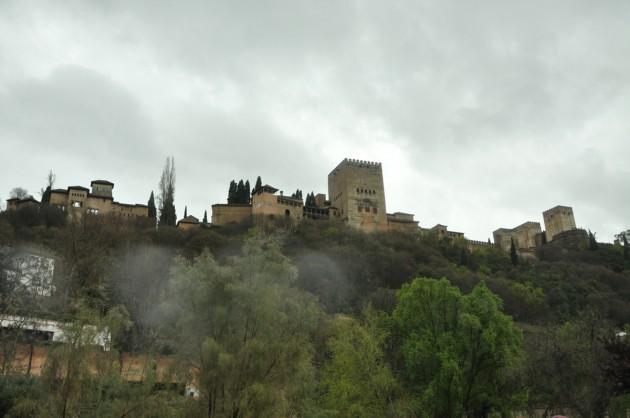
[
  {"left": 328, "top": 158, "right": 388, "bottom": 232},
  {"left": 543, "top": 205, "right": 577, "bottom": 241}
]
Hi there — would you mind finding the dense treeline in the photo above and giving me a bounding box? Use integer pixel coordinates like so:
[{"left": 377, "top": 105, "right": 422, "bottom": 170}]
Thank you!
[{"left": 0, "top": 212, "right": 630, "bottom": 417}]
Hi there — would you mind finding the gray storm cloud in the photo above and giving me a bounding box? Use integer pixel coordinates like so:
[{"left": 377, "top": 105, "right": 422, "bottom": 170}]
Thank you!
[{"left": 0, "top": 0, "right": 628, "bottom": 240}]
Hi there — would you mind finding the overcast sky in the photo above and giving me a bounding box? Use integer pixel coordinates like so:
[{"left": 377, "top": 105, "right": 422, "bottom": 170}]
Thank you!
[{"left": 1, "top": 0, "right": 628, "bottom": 241}]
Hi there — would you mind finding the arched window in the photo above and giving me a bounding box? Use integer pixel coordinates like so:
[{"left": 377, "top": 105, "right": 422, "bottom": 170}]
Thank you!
[{"left": 285, "top": 209, "right": 290, "bottom": 217}]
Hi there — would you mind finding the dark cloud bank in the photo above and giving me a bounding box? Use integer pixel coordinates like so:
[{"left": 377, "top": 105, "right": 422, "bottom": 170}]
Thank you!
[{"left": 1, "top": 0, "right": 628, "bottom": 240}]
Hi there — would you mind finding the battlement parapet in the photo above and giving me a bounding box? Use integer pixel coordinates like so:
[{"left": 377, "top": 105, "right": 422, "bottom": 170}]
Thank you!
[
  {"left": 344, "top": 158, "right": 381, "bottom": 167},
  {"left": 465, "top": 239, "right": 495, "bottom": 247},
  {"left": 329, "top": 158, "right": 382, "bottom": 176}
]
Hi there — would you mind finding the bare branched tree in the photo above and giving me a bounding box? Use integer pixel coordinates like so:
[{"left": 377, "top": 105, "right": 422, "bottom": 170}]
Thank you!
[
  {"left": 9, "top": 187, "right": 30, "bottom": 199},
  {"left": 41, "top": 169, "right": 56, "bottom": 204}
]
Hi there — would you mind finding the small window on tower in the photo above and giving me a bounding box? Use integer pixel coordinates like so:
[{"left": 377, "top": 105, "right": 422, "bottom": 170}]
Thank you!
[{"left": 373, "top": 207, "right": 377, "bottom": 214}]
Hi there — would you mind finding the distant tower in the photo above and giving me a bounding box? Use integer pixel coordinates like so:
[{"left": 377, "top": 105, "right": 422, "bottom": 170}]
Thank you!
[
  {"left": 328, "top": 158, "right": 388, "bottom": 232},
  {"left": 90, "top": 180, "right": 114, "bottom": 198},
  {"left": 543, "top": 205, "right": 577, "bottom": 241}
]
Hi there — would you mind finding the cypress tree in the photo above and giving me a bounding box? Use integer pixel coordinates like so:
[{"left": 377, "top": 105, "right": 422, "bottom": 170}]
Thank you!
[
  {"left": 459, "top": 247, "right": 469, "bottom": 266},
  {"left": 510, "top": 238, "right": 519, "bottom": 266},
  {"left": 184, "top": 206, "right": 188, "bottom": 218},
  {"left": 203, "top": 210, "right": 208, "bottom": 224},
  {"left": 623, "top": 235, "right": 628, "bottom": 260},
  {"left": 305, "top": 192, "right": 315, "bottom": 207},
  {"left": 237, "top": 180, "right": 246, "bottom": 203},
  {"left": 41, "top": 186, "right": 51, "bottom": 205},
  {"left": 292, "top": 189, "right": 303, "bottom": 199},
  {"left": 255, "top": 176, "right": 262, "bottom": 193},
  {"left": 245, "top": 180, "right": 251, "bottom": 203},
  {"left": 227, "top": 180, "right": 237, "bottom": 204},
  {"left": 148, "top": 191, "right": 157, "bottom": 218}
]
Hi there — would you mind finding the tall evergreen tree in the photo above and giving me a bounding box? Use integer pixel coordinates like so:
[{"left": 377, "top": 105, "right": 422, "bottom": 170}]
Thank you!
[
  {"left": 305, "top": 192, "right": 316, "bottom": 207},
  {"left": 184, "top": 206, "right": 187, "bottom": 218},
  {"left": 203, "top": 210, "right": 208, "bottom": 224},
  {"left": 245, "top": 180, "right": 251, "bottom": 203},
  {"left": 254, "top": 176, "right": 262, "bottom": 193},
  {"left": 459, "top": 247, "right": 469, "bottom": 267},
  {"left": 147, "top": 191, "right": 156, "bottom": 218},
  {"left": 623, "top": 235, "right": 628, "bottom": 260},
  {"left": 291, "top": 189, "right": 303, "bottom": 199},
  {"left": 510, "top": 238, "right": 519, "bottom": 266},
  {"left": 237, "top": 180, "right": 246, "bottom": 203},
  {"left": 158, "top": 156, "right": 177, "bottom": 226},
  {"left": 227, "top": 180, "right": 237, "bottom": 204}
]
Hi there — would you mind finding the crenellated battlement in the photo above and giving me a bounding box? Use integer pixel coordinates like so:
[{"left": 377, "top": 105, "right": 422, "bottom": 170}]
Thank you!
[
  {"left": 343, "top": 158, "right": 381, "bottom": 167},
  {"left": 329, "top": 158, "right": 382, "bottom": 176}
]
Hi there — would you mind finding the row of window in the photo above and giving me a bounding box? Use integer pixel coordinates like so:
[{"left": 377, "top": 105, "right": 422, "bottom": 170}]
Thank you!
[
  {"left": 356, "top": 188, "right": 376, "bottom": 195},
  {"left": 358, "top": 206, "right": 378, "bottom": 214}
]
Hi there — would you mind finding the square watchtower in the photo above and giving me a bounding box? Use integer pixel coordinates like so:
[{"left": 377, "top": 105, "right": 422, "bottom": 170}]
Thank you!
[
  {"left": 543, "top": 205, "right": 577, "bottom": 241},
  {"left": 328, "top": 158, "right": 388, "bottom": 232}
]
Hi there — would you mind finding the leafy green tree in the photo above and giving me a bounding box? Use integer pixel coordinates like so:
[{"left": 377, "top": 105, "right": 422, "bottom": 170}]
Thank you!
[
  {"left": 35, "top": 305, "right": 131, "bottom": 418},
  {"left": 524, "top": 312, "right": 613, "bottom": 417},
  {"left": 623, "top": 234, "right": 628, "bottom": 260},
  {"left": 392, "top": 277, "right": 524, "bottom": 418},
  {"left": 322, "top": 310, "right": 405, "bottom": 417},
  {"left": 158, "top": 157, "right": 177, "bottom": 227},
  {"left": 147, "top": 191, "right": 157, "bottom": 218},
  {"left": 510, "top": 238, "right": 519, "bottom": 266},
  {"left": 163, "top": 234, "right": 322, "bottom": 418},
  {"left": 602, "top": 327, "right": 630, "bottom": 395}
]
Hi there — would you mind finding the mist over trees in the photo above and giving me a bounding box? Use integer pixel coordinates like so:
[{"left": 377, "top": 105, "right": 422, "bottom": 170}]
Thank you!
[{"left": 0, "top": 210, "right": 629, "bottom": 417}]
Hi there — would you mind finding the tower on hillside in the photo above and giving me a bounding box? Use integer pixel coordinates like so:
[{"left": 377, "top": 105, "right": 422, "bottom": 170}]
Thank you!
[
  {"left": 328, "top": 158, "right": 388, "bottom": 232},
  {"left": 543, "top": 205, "right": 577, "bottom": 241},
  {"left": 90, "top": 180, "right": 114, "bottom": 198}
]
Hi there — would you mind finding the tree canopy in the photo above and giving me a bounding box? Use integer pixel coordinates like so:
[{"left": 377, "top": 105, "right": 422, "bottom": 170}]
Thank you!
[{"left": 392, "top": 277, "right": 524, "bottom": 418}]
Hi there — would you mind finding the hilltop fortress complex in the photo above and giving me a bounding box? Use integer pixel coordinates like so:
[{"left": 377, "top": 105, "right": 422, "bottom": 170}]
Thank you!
[
  {"left": 212, "top": 158, "right": 420, "bottom": 233},
  {"left": 5, "top": 158, "right": 588, "bottom": 256},
  {"left": 6, "top": 180, "right": 148, "bottom": 219},
  {"left": 211, "top": 158, "right": 587, "bottom": 255}
]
